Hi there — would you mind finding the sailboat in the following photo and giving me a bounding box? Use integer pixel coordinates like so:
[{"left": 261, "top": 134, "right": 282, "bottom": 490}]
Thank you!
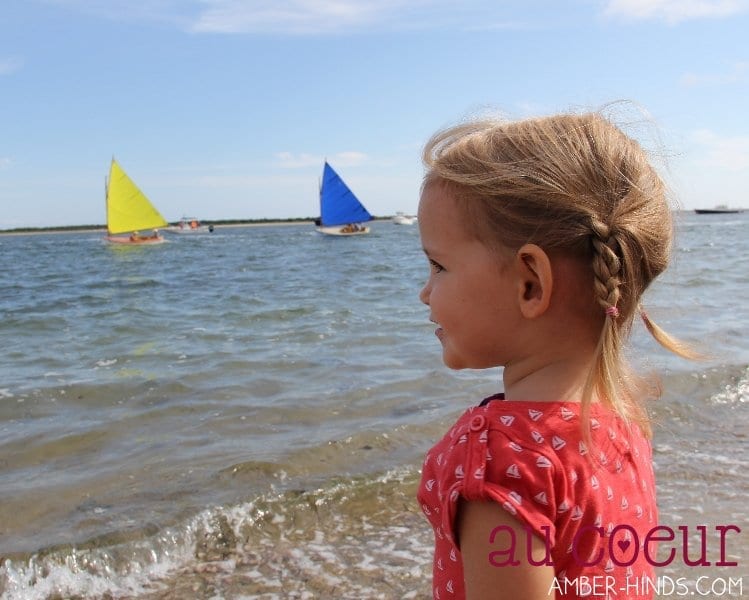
[
  {"left": 316, "top": 162, "right": 373, "bottom": 236},
  {"left": 105, "top": 158, "right": 168, "bottom": 245}
]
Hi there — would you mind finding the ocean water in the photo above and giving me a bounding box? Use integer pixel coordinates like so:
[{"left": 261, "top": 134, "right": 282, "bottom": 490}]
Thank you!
[{"left": 0, "top": 214, "right": 747, "bottom": 599}]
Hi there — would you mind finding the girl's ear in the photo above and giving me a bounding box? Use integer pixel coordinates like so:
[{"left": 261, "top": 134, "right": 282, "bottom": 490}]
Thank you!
[{"left": 514, "top": 244, "right": 553, "bottom": 319}]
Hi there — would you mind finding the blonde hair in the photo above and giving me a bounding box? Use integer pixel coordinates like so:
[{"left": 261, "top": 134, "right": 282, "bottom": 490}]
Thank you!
[{"left": 422, "top": 110, "right": 695, "bottom": 436}]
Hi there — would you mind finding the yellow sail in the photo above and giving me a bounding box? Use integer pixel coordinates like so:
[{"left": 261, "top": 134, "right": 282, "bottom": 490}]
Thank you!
[{"left": 106, "top": 159, "right": 168, "bottom": 234}]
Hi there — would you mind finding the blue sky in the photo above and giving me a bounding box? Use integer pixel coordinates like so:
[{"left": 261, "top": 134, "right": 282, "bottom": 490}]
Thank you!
[{"left": 1, "top": 0, "right": 747, "bottom": 228}]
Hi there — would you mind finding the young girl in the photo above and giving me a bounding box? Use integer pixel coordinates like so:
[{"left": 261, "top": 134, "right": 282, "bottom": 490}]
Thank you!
[{"left": 416, "top": 111, "right": 693, "bottom": 599}]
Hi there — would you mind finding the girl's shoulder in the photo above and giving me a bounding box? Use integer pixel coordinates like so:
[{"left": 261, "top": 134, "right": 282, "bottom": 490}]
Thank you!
[
  {"left": 447, "top": 395, "right": 651, "bottom": 463},
  {"left": 478, "top": 394, "right": 639, "bottom": 430}
]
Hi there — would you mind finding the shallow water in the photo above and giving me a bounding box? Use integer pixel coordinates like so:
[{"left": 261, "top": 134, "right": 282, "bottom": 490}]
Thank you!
[{"left": 0, "top": 214, "right": 747, "bottom": 598}]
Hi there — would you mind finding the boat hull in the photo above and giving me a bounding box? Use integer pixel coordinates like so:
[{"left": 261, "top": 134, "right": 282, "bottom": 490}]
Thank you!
[
  {"left": 392, "top": 211, "right": 416, "bottom": 225},
  {"left": 316, "top": 226, "right": 370, "bottom": 236},
  {"left": 106, "top": 235, "right": 166, "bottom": 245},
  {"left": 694, "top": 209, "right": 745, "bottom": 214},
  {"left": 166, "top": 226, "right": 212, "bottom": 234}
]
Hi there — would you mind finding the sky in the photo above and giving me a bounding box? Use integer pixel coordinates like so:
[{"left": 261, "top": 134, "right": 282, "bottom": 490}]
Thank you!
[{"left": 1, "top": 0, "right": 748, "bottom": 229}]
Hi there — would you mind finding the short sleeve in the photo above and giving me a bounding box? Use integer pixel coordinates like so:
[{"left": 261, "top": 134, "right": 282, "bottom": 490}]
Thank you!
[
  {"left": 419, "top": 401, "right": 660, "bottom": 600},
  {"left": 438, "top": 412, "right": 561, "bottom": 549}
]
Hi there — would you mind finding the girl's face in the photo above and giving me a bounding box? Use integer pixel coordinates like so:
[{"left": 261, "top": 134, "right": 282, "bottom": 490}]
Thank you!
[{"left": 418, "top": 182, "right": 523, "bottom": 370}]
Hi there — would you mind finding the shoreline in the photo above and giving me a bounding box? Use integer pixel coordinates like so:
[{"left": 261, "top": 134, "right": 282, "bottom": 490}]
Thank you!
[
  {"left": 0, "top": 221, "right": 318, "bottom": 236},
  {"left": 0, "top": 217, "right": 403, "bottom": 236}
]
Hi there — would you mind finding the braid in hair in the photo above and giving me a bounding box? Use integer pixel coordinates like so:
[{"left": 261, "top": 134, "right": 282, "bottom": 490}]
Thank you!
[
  {"left": 590, "top": 219, "right": 622, "bottom": 316},
  {"left": 584, "top": 216, "right": 642, "bottom": 436}
]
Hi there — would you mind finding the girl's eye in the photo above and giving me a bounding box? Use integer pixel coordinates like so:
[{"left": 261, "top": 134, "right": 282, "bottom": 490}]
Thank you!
[{"left": 429, "top": 259, "right": 444, "bottom": 273}]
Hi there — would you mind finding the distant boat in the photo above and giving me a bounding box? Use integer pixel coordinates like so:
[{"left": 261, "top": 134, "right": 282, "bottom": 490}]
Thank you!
[
  {"left": 392, "top": 212, "right": 416, "bottom": 225},
  {"left": 168, "top": 216, "right": 213, "bottom": 234},
  {"left": 105, "top": 159, "right": 168, "bottom": 245},
  {"left": 694, "top": 205, "right": 745, "bottom": 214},
  {"left": 316, "top": 162, "right": 373, "bottom": 236}
]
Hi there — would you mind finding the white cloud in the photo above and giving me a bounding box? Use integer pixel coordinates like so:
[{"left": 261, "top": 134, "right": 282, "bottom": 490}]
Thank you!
[
  {"left": 39, "top": 0, "right": 442, "bottom": 34},
  {"left": 0, "top": 57, "right": 23, "bottom": 75},
  {"left": 275, "top": 152, "right": 324, "bottom": 168},
  {"left": 38, "top": 0, "right": 749, "bottom": 34},
  {"left": 691, "top": 129, "right": 749, "bottom": 171},
  {"left": 462, "top": 20, "right": 534, "bottom": 32},
  {"left": 680, "top": 61, "right": 749, "bottom": 87},
  {"left": 32, "top": 1, "right": 570, "bottom": 35},
  {"left": 189, "top": 172, "right": 299, "bottom": 187},
  {"left": 275, "top": 151, "right": 367, "bottom": 168},
  {"left": 332, "top": 151, "right": 368, "bottom": 166},
  {"left": 603, "top": 0, "right": 748, "bottom": 23},
  {"left": 188, "top": 0, "right": 431, "bottom": 34}
]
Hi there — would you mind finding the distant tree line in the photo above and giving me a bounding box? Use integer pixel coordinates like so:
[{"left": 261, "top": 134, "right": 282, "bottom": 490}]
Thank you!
[{"left": 1, "top": 215, "right": 394, "bottom": 234}]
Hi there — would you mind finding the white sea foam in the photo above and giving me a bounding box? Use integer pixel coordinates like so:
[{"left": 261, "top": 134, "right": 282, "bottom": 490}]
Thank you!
[{"left": 710, "top": 367, "right": 749, "bottom": 405}]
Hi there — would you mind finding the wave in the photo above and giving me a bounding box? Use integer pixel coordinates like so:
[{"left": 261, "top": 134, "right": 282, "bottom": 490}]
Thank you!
[{"left": 0, "top": 467, "right": 431, "bottom": 600}]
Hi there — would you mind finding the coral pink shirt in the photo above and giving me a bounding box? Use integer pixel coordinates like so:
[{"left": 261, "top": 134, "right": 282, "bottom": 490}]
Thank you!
[{"left": 417, "top": 395, "right": 657, "bottom": 599}]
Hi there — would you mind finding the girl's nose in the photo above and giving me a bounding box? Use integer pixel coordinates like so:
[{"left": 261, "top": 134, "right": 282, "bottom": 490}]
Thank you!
[{"left": 419, "top": 280, "right": 431, "bottom": 306}]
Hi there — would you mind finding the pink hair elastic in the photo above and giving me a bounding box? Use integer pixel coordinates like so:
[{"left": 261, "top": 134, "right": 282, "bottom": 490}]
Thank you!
[{"left": 605, "top": 306, "right": 620, "bottom": 318}]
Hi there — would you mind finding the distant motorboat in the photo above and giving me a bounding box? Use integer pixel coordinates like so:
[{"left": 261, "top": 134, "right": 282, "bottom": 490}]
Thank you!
[
  {"left": 694, "top": 205, "right": 745, "bottom": 214},
  {"left": 168, "top": 217, "right": 213, "bottom": 234},
  {"left": 392, "top": 212, "right": 416, "bottom": 225}
]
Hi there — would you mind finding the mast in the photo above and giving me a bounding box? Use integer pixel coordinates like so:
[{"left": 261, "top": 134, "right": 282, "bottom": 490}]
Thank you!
[
  {"left": 104, "top": 173, "right": 109, "bottom": 234},
  {"left": 104, "top": 157, "right": 113, "bottom": 234},
  {"left": 318, "top": 167, "right": 324, "bottom": 222}
]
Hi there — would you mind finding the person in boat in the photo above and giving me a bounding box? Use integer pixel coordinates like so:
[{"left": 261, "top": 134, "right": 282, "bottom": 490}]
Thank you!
[{"left": 127, "top": 229, "right": 160, "bottom": 242}]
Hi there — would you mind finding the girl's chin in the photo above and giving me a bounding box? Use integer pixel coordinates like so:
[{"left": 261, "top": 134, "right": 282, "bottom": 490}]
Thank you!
[
  {"left": 442, "top": 347, "right": 499, "bottom": 371},
  {"left": 442, "top": 351, "right": 468, "bottom": 371}
]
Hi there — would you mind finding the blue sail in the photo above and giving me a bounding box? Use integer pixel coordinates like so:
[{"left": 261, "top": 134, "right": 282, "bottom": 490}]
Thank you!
[{"left": 319, "top": 162, "right": 373, "bottom": 226}]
